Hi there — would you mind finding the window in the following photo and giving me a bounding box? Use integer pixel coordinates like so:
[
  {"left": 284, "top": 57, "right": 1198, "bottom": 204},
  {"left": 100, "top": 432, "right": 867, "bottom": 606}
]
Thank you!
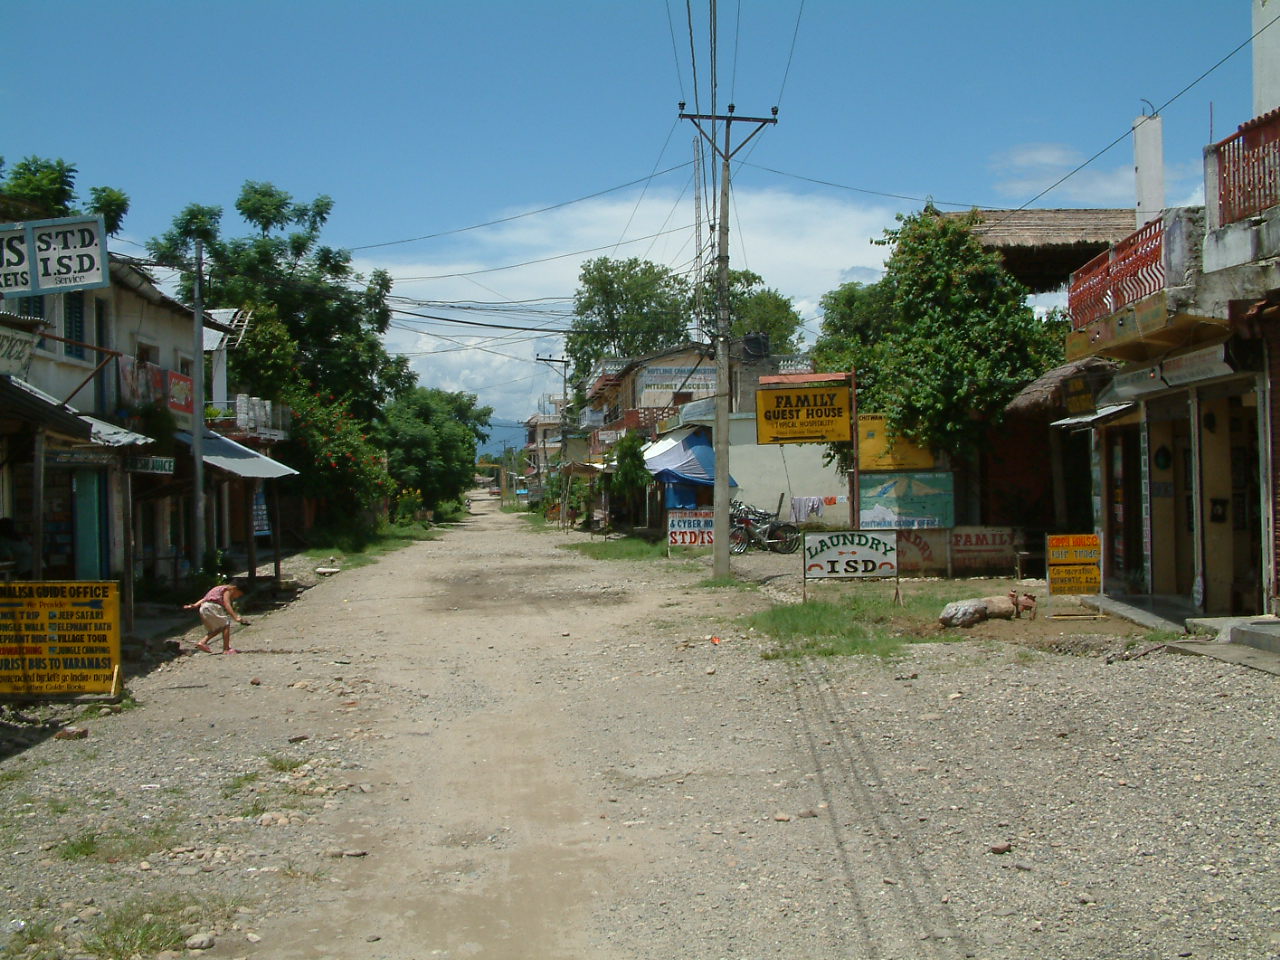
[
  {"left": 63, "top": 292, "right": 86, "bottom": 359},
  {"left": 136, "top": 340, "right": 159, "bottom": 365},
  {"left": 13, "top": 296, "right": 44, "bottom": 319}
]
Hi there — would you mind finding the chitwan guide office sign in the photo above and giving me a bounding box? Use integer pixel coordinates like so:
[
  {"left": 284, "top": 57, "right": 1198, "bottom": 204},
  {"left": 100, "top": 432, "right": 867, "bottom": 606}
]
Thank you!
[
  {"left": 756, "top": 385, "right": 853, "bottom": 445},
  {"left": 0, "top": 582, "right": 121, "bottom": 696},
  {"left": 0, "top": 215, "right": 110, "bottom": 297}
]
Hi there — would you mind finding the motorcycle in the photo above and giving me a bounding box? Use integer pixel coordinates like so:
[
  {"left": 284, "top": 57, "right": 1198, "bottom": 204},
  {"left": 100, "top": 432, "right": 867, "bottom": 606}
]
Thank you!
[{"left": 728, "top": 500, "right": 801, "bottom": 555}]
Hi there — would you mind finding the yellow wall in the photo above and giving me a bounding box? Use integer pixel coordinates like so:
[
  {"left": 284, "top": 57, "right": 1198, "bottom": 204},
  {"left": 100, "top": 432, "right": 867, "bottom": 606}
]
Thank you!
[{"left": 1199, "top": 395, "right": 1234, "bottom": 614}]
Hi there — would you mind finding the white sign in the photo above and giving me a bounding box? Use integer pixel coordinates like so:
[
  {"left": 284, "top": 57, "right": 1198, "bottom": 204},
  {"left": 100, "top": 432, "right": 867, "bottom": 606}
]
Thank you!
[
  {"left": 0, "top": 326, "right": 36, "bottom": 377},
  {"left": 803, "top": 530, "right": 898, "bottom": 579},
  {"left": 0, "top": 216, "right": 110, "bottom": 296},
  {"left": 667, "top": 509, "right": 714, "bottom": 547}
]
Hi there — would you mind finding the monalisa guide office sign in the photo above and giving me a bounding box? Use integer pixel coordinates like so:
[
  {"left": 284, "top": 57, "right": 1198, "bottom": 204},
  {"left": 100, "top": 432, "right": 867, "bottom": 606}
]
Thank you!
[{"left": 0, "top": 215, "right": 110, "bottom": 296}]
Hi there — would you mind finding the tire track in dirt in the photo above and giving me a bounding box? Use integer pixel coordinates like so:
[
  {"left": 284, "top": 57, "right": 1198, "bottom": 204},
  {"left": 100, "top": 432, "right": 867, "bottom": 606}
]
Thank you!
[{"left": 785, "top": 657, "right": 973, "bottom": 960}]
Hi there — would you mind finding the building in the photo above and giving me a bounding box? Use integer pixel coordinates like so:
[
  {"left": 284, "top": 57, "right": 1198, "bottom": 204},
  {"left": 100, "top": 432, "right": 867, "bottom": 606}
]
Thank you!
[{"left": 1062, "top": 0, "right": 1279, "bottom": 615}]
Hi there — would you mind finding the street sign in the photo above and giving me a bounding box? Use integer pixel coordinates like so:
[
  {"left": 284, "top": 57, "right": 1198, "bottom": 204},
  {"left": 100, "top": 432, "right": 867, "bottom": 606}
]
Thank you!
[
  {"left": 803, "top": 530, "right": 898, "bottom": 579},
  {"left": 0, "top": 216, "right": 110, "bottom": 297},
  {"left": 667, "top": 509, "right": 714, "bottom": 547},
  {"left": 0, "top": 581, "right": 121, "bottom": 696},
  {"left": 126, "top": 456, "right": 175, "bottom": 474},
  {"left": 755, "top": 385, "right": 853, "bottom": 445},
  {"left": 1046, "top": 534, "right": 1102, "bottom": 595}
]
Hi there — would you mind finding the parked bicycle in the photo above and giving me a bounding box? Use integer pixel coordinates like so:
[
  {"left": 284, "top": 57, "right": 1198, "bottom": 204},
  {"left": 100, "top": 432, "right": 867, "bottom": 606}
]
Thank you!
[{"left": 729, "top": 500, "right": 801, "bottom": 554}]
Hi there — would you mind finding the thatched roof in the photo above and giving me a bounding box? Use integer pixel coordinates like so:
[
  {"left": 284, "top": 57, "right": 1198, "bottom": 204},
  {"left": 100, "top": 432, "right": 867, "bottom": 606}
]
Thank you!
[
  {"left": 943, "top": 208, "right": 1136, "bottom": 293},
  {"left": 1005, "top": 357, "right": 1118, "bottom": 418}
]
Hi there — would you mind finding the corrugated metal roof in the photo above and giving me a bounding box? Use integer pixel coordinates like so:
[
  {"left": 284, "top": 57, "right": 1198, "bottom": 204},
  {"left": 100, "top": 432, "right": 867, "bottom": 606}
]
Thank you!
[
  {"left": 80, "top": 416, "right": 153, "bottom": 447},
  {"left": 175, "top": 431, "right": 298, "bottom": 479},
  {"left": 0, "top": 375, "right": 93, "bottom": 440}
]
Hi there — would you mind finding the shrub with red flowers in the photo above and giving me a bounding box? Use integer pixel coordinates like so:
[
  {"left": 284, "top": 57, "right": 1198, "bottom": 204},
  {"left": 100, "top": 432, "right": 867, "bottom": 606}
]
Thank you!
[{"left": 278, "top": 390, "right": 390, "bottom": 512}]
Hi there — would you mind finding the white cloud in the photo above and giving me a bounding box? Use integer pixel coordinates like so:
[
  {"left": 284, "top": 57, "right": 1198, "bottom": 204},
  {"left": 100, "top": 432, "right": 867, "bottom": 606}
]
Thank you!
[
  {"left": 357, "top": 186, "right": 898, "bottom": 420},
  {"left": 989, "top": 141, "right": 1136, "bottom": 207}
]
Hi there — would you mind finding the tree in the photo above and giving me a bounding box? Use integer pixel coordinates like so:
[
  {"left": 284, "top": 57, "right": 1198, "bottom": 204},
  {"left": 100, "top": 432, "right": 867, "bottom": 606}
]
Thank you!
[
  {"left": 605, "top": 431, "right": 650, "bottom": 524},
  {"left": 149, "top": 181, "right": 413, "bottom": 425},
  {"left": 378, "top": 388, "right": 493, "bottom": 511},
  {"left": 694, "top": 269, "right": 804, "bottom": 353},
  {"left": 567, "top": 257, "right": 691, "bottom": 386},
  {"left": 814, "top": 206, "right": 1065, "bottom": 467},
  {"left": 0, "top": 156, "right": 130, "bottom": 234}
]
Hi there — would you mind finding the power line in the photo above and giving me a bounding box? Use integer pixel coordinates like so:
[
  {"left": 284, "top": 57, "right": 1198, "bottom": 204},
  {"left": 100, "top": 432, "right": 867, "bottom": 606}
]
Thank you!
[
  {"left": 739, "top": 162, "right": 992, "bottom": 208},
  {"left": 996, "top": 8, "right": 1280, "bottom": 222},
  {"left": 347, "top": 162, "right": 692, "bottom": 252},
  {"left": 386, "top": 224, "right": 695, "bottom": 281},
  {"left": 776, "top": 0, "right": 806, "bottom": 109}
]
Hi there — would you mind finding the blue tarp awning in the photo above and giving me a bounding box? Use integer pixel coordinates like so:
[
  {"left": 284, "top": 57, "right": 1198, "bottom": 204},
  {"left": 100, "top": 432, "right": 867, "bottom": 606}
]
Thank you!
[{"left": 643, "top": 428, "right": 736, "bottom": 487}]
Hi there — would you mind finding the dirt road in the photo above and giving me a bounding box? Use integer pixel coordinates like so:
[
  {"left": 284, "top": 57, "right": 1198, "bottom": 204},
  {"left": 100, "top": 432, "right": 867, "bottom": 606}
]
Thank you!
[{"left": 4, "top": 497, "right": 1279, "bottom": 960}]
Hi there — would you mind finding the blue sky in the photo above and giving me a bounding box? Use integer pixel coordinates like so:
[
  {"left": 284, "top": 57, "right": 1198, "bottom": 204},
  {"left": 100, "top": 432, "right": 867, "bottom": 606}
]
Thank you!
[{"left": 3, "top": 1, "right": 1263, "bottom": 448}]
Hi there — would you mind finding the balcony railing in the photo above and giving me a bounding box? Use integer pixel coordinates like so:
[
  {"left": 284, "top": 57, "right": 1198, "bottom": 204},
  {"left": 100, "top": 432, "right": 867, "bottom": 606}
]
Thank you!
[
  {"left": 1210, "top": 108, "right": 1280, "bottom": 228},
  {"left": 1068, "top": 218, "right": 1165, "bottom": 329}
]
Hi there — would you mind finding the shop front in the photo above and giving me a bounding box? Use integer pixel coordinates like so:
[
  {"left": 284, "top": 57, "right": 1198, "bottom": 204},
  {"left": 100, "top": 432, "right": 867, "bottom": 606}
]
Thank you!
[{"left": 1091, "top": 343, "right": 1264, "bottom": 616}]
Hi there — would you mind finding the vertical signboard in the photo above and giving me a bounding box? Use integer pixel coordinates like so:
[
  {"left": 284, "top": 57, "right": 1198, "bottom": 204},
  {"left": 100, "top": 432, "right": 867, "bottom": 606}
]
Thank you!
[
  {"left": 0, "top": 582, "right": 122, "bottom": 696},
  {"left": 1046, "top": 534, "right": 1102, "bottom": 595}
]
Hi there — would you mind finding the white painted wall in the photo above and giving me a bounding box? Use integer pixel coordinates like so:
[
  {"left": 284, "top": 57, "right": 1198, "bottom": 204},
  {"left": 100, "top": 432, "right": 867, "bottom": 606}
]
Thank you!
[{"left": 1255, "top": 0, "right": 1280, "bottom": 117}]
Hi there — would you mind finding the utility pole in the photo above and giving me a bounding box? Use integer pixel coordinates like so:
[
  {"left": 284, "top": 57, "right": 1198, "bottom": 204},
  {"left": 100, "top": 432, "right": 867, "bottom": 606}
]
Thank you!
[
  {"left": 191, "top": 239, "right": 206, "bottom": 579},
  {"left": 538, "top": 355, "right": 570, "bottom": 527},
  {"left": 680, "top": 103, "right": 777, "bottom": 578}
]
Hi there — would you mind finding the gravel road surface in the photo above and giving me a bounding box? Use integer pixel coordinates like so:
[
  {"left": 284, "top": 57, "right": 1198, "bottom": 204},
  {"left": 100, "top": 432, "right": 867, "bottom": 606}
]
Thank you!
[{"left": 1, "top": 497, "right": 1277, "bottom": 960}]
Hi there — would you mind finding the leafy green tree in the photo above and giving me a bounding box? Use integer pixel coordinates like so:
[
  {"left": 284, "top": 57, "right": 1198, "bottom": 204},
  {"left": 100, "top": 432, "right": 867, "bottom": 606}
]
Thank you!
[
  {"left": 815, "top": 206, "right": 1065, "bottom": 468},
  {"left": 276, "top": 391, "right": 391, "bottom": 512},
  {"left": 605, "top": 431, "right": 651, "bottom": 524},
  {"left": 567, "top": 257, "right": 691, "bottom": 386},
  {"left": 0, "top": 156, "right": 130, "bottom": 234},
  {"left": 149, "top": 181, "right": 412, "bottom": 424},
  {"left": 694, "top": 269, "right": 804, "bottom": 352},
  {"left": 378, "top": 388, "right": 493, "bottom": 511}
]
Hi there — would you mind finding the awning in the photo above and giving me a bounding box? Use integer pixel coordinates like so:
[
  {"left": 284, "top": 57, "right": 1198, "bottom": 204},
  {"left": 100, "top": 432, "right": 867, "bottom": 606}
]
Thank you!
[
  {"left": 0, "top": 375, "right": 93, "bottom": 441},
  {"left": 1050, "top": 402, "right": 1136, "bottom": 430},
  {"left": 643, "top": 427, "right": 736, "bottom": 487},
  {"left": 175, "top": 430, "right": 298, "bottom": 479},
  {"left": 81, "top": 416, "right": 152, "bottom": 447}
]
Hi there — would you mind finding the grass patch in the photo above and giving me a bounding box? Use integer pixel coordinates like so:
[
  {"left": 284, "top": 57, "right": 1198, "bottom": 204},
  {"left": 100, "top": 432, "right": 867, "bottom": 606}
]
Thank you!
[
  {"left": 240, "top": 796, "right": 269, "bottom": 819},
  {"left": 78, "top": 893, "right": 225, "bottom": 959},
  {"left": 265, "top": 754, "right": 307, "bottom": 773},
  {"left": 751, "top": 579, "right": 994, "bottom": 659},
  {"left": 754, "top": 600, "right": 905, "bottom": 659},
  {"left": 57, "top": 830, "right": 100, "bottom": 860},
  {"left": 222, "top": 770, "right": 262, "bottom": 797},
  {"left": 56, "top": 821, "right": 178, "bottom": 862},
  {"left": 302, "top": 520, "right": 439, "bottom": 568},
  {"left": 0, "top": 767, "right": 29, "bottom": 788},
  {"left": 519, "top": 512, "right": 553, "bottom": 532},
  {"left": 1, "top": 918, "right": 56, "bottom": 959},
  {"left": 561, "top": 538, "right": 671, "bottom": 561}
]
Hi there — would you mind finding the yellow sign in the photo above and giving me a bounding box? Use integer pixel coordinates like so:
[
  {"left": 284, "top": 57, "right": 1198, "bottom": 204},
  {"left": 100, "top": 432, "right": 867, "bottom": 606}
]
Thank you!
[
  {"left": 858, "top": 414, "right": 934, "bottom": 470},
  {"left": 755, "top": 386, "right": 853, "bottom": 445},
  {"left": 0, "top": 582, "right": 121, "bottom": 696},
  {"left": 1046, "top": 534, "right": 1101, "bottom": 595},
  {"left": 1048, "top": 563, "right": 1102, "bottom": 595},
  {"left": 1046, "top": 534, "right": 1101, "bottom": 564}
]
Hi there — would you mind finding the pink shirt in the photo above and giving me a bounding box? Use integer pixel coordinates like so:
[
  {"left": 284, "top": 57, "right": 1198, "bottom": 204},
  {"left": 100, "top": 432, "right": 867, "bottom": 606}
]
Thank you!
[{"left": 199, "top": 583, "right": 237, "bottom": 605}]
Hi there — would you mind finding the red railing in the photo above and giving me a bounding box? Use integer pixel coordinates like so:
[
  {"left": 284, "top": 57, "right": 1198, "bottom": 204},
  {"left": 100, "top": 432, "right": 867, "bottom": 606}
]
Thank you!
[
  {"left": 1213, "top": 108, "right": 1280, "bottom": 227},
  {"left": 1067, "top": 218, "right": 1165, "bottom": 329}
]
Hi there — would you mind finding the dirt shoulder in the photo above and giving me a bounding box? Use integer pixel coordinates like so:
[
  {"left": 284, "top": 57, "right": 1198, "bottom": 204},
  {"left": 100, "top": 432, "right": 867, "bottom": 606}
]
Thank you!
[{"left": 2, "top": 501, "right": 1277, "bottom": 960}]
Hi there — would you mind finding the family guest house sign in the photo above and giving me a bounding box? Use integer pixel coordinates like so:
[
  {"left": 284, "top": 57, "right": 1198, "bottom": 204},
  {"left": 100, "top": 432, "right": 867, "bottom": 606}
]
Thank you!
[
  {"left": 0, "top": 215, "right": 110, "bottom": 296},
  {"left": 755, "top": 381, "right": 854, "bottom": 445}
]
